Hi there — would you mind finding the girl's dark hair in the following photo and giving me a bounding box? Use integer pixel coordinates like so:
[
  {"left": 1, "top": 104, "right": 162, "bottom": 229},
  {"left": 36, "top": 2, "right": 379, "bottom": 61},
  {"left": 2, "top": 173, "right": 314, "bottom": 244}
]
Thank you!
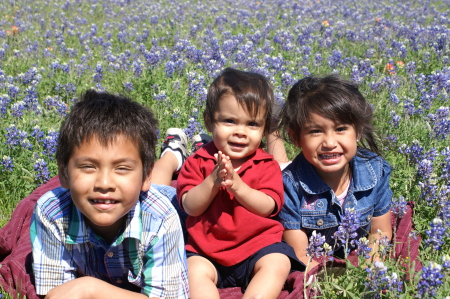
[
  {"left": 279, "top": 74, "right": 381, "bottom": 156},
  {"left": 204, "top": 67, "right": 274, "bottom": 134},
  {"left": 56, "top": 89, "right": 158, "bottom": 179}
]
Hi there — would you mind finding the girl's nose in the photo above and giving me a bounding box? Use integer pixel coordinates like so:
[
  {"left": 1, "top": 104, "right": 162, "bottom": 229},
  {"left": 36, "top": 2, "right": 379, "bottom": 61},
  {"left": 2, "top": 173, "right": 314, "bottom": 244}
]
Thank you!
[{"left": 322, "top": 133, "right": 337, "bottom": 148}]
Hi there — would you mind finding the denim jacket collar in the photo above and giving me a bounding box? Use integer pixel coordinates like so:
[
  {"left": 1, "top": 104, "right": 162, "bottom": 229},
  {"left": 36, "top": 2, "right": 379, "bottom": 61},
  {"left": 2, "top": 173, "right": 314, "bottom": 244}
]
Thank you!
[{"left": 290, "top": 149, "right": 378, "bottom": 195}]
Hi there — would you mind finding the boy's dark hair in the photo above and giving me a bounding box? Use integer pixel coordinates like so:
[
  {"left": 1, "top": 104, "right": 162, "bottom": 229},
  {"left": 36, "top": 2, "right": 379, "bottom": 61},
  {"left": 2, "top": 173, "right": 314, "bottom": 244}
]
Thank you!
[
  {"left": 204, "top": 67, "right": 274, "bottom": 134},
  {"left": 56, "top": 89, "right": 158, "bottom": 178},
  {"left": 279, "top": 74, "right": 380, "bottom": 155}
]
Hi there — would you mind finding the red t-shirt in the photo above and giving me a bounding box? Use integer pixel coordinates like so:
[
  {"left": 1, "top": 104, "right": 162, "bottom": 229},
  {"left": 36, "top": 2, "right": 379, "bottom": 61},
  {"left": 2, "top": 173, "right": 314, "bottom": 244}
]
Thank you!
[{"left": 177, "top": 142, "right": 284, "bottom": 266}]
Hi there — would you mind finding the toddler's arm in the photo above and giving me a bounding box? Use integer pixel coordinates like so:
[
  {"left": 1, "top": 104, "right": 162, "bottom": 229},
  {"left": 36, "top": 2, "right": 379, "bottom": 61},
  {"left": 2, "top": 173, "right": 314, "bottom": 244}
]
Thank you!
[
  {"left": 218, "top": 151, "right": 276, "bottom": 217},
  {"left": 181, "top": 152, "right": 225, "bottom": 216}
]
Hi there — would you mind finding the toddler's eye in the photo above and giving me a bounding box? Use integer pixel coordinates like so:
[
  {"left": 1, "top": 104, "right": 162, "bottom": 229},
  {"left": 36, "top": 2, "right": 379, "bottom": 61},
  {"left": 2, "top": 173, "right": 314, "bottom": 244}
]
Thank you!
[
  {"left": 224, "top": 119, "right": 234, "bottom": 124},
  {"left": 248, "top": 121, "right": 259, "bottom": 127}
]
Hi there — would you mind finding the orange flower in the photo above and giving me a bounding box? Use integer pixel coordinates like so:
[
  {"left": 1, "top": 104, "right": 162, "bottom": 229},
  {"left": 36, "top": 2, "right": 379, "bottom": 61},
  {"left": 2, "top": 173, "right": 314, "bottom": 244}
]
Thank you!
[
  {"left": 384, "top": 63, "right": 395, "bottom": 75},
  {"left": 322, "top": 20, "right": 330, "bottom": 27},
  {"left": 395, "top": 61, "right": 405, "bottom": 68},
  {"left": 12, "top": 26, "right": 18, "bottom": 34}
]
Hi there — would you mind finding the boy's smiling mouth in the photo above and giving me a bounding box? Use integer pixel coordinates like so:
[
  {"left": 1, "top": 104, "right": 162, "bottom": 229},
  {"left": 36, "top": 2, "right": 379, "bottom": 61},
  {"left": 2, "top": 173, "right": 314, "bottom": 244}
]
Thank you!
[{"left": 90, "top": 199, "right": 118, "bottom": 204}]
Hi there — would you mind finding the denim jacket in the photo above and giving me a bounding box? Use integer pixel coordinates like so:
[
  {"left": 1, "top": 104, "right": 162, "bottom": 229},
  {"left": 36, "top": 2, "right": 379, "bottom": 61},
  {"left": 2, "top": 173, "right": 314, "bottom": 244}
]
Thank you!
[{"left": 278, "top": 149, "right": 392, "bottom": 255}]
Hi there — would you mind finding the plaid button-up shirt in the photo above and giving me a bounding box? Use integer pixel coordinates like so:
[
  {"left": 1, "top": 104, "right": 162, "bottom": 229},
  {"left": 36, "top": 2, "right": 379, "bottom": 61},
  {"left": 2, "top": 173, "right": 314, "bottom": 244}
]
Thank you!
[{"left": 31, "top": 184, "right": 189, "bottom": 298}]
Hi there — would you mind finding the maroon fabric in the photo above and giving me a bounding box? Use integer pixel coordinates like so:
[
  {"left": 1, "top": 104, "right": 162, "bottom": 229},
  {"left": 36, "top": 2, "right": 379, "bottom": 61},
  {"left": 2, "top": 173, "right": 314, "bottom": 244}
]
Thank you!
[
  {"left": 0, "top": 175, "right": 421, "bottom": 299},
  {"left": 0, "top": 176, "right": 61, "bottom": 299}
]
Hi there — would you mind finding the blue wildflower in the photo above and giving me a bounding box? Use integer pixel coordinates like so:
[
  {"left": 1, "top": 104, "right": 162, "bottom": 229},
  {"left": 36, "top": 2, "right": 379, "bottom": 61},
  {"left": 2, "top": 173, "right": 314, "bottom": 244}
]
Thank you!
[
  {"left": 306, "top": 230, "right": 326, "bottom": 259},
  {"left": 333, "top": 208, "right": 361, "bottom": 256},
  {"left": 425, "top": 218, "right": 446, "bottom": 250},
  {"left": 417, "top": 262, "right": 444, "bottom": 298},
  {"left": 1, "top": 156, "right": 14, "bottom": 172},
  {"left": 34, "top": 158, "right": 51, "bottom": 186},
  {"left": 391, "top": 196, "right": 408, "bottom": 218}
]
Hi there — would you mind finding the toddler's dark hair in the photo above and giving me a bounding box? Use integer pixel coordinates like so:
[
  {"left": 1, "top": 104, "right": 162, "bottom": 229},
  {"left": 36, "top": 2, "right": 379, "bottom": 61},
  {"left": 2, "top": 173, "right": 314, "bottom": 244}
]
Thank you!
[
  {"left": 204, "top": 67, "right": 274, "bottom": 134},
  {"left": 56, "top": 89, "right": 158, "bottom": 178},
  {"left": 279, "top": 74, "right": 380, "bottom": 156}
]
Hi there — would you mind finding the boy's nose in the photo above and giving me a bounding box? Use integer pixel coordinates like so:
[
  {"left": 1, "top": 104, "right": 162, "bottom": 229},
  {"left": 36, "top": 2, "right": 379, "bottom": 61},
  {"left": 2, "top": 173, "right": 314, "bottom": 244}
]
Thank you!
[{"left": 94, "top": 171, "right": 115, "bottom": 192}]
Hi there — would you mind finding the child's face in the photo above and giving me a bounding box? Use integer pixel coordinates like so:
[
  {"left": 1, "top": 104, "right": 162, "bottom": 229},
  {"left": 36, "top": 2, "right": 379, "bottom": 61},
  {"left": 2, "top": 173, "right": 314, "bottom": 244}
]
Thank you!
[
  {"left": 208, "top": 94, "right": 265, "bottom": 166},
  {"left": 295, "top": 113, "right": 358, "bottom": 179},
  {"left": 59, "top": 134, "right": 151, "bottom": 240}
]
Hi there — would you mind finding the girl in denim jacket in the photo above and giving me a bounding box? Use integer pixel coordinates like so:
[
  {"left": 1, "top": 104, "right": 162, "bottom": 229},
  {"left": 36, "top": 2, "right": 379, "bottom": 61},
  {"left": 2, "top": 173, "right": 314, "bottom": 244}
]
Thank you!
[{"left": 277, "top": 75, "right": 392, "bottom": 272}]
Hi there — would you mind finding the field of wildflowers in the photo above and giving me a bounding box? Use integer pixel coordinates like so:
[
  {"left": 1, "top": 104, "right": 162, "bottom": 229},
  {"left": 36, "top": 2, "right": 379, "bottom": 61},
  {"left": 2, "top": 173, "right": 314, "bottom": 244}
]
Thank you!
[{"left": 0, "top": 0, "right": 449, "bottom": 297}]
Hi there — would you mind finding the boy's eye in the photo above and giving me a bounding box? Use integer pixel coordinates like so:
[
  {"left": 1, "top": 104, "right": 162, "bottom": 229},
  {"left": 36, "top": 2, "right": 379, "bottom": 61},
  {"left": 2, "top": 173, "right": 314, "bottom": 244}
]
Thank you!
[{"left": 309, "top": 129, "right": 321, "bottom": 135}]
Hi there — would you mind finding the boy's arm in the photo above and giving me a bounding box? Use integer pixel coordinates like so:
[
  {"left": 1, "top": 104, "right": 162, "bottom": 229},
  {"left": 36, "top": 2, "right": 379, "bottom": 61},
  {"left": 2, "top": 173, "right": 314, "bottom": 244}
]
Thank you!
[
  {"left": 220, "top": 152, "right": 277, "bottom": 217},
  {"left": 42, "top": 277, "right": 153, "bottom": 299},
  {"left": 141, "top": 208, "right": 189, "bottom": 298},
  {"left": 30, "top": 203, "right": 77, "bottom": 296}
]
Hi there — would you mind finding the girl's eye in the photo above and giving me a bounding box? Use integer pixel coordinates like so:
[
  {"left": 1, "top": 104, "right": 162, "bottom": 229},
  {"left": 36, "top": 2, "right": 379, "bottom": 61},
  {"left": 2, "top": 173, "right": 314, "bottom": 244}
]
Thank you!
[{"left": 336, "top": 126, "right": 347, "bottom": 132}]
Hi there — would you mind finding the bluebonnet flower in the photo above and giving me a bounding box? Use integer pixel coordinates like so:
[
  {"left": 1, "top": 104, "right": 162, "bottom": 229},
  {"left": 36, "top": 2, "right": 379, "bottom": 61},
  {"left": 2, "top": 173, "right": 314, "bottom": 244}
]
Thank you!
[
  {"left": 11, "top": 100, "right": 26, "bottom": 118},
  {"left": 389, "top": 93, "right": 400, "bottom": 105},
  {"left": 93, "top": 62, "right": 103, "bottom": 82},
  {"left": 306, "top": 230, "right": 326, "bottom": 259},
  {"left": 7, "top": 84, "right": 21, "bottom": 99},
  {"left": 31, "top": 125, "right": 45, "bottom": 142},
  {"left": 391, "top": 195, "right": 408, "bottom": 218},
  {"left": 333, "top": 208, "right": 361, "bottom": 255},
  {"left": 389, "top": 111, "right": 401, "bottom": 128},
  {"left": 123, "top": 82, "right": 133, "bottom": 91},
  {"left": 1, "top": 156, "right": 14, "bottom": 172},
  {"left": 417, "top": 262, "right": 444, "bottom": 298},
  {"left": 425, "top": 218, "right": 446, "bottom": 250},
  {"left": 417, "top": 159, "right": 434, "bottom": 178},
  {"left": 21, "top": 139, "right": 33, "bottom": 150},
  {"left": 185, "top": 108, "right": 203, "bottom": 139},
  {"left": 418, "top": 179, "right": 439, "bottom": 204},
  {"left": 44, "top": 96, "right": 68, "bottom": 118},
  {"left": 352, "top": 237, "right": 372, "bottom": 259},
  {"left": 42, "top": 130, "right": 59, "bottom": 157},
  {"left": 377, "top": 234, "right": 392, "bottom": 258},
  {"left": 0, "top": 94, "right": 10, "bottom": 116},
  {"left": 34, "top": 158, "right": 51, "bottom": 186},
  {"left": 429, "top": 107, "right": 450, "bottom": 140},
  {"left": 132, "top": 59, "right": 143, "bottom": 77},
  {"left": 327, "top": 49, "right": 343, "bottom": 68},
  {"left": 442, "top": 255, "right": 450, "bottom": 270},
  {"left": 4, "top": 124, "right": 27, "bottom": 149},
  {"left": 364, "top": 261, "right": 403, "bottom": 298}
]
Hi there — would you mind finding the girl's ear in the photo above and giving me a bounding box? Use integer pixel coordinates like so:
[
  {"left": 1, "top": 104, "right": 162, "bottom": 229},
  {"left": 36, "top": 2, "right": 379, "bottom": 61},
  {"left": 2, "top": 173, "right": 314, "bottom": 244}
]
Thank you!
[
  {"left": 288, "top": 129, "right": 300, "bottom": 148},
  {"left": 58, "top": 165, "right": 70, "bottom": 189}
]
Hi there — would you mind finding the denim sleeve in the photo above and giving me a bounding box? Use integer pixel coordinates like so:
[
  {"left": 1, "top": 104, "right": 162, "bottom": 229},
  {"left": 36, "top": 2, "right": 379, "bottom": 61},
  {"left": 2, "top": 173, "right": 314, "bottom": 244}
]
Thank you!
[
  {"left": 373, "top": 158, "right": 393, "bottom": 217},
  {"left": 277, "top": 172, "right": 303, "bottom": 230}
]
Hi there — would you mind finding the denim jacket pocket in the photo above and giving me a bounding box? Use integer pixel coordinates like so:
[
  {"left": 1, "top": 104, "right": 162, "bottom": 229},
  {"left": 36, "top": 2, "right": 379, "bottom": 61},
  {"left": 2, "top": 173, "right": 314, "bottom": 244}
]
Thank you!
[
  {"left": 301, "top": 210, "right": 339, "bottom": 230},
  {"left": 356, "top": 205, "right": 374, "bottom": 234}
]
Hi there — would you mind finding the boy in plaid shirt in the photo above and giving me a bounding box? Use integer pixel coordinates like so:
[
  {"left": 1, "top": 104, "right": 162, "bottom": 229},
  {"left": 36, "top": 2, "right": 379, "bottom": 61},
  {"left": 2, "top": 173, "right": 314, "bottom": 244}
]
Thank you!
[{"left": 30, "top": 90, "right": 189, "bottom": 299}]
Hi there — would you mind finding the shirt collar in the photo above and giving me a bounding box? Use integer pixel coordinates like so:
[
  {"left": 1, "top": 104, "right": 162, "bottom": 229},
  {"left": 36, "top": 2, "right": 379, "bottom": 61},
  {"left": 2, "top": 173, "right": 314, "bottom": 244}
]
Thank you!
[
  {"left": 195, "top": 142, "right": 274, "bottom": 172},
  {"left": 66, "top": 199, "right": 142, "bottom": 245},
  {"left": 289, "top": 150, "right": 377, "bottom": 195}
]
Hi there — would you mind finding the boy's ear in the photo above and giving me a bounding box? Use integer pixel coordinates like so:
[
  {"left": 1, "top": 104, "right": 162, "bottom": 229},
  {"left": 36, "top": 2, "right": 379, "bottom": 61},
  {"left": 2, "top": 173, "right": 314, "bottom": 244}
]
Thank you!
[
  {"left": 58, "top": 165, "right": 70, "bottom": 189},
  {"left": 141, "top": 168, "right": 152, "bottom": 192}
]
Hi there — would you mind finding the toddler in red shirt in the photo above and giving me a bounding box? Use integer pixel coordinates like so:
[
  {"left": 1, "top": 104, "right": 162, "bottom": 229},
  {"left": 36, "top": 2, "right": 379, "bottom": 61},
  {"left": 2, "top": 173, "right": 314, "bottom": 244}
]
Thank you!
[{"left": 177, "top": 68, "right": 305, "bottom": 299}]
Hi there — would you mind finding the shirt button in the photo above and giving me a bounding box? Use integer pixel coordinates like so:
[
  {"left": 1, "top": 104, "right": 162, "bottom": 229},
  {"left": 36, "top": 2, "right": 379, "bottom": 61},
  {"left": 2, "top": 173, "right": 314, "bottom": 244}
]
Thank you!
[
  {"left": 107, "top": 251, "right": 114, "bottom": 257},
  {"left": 316, "top": 219, "right": 324, "bottom": 226},
  {"left": 116, "top": 278, "right": 122, "bottom": 284},
  {"left": 367, "top": 215, "right": 372, "bottom": 221}
]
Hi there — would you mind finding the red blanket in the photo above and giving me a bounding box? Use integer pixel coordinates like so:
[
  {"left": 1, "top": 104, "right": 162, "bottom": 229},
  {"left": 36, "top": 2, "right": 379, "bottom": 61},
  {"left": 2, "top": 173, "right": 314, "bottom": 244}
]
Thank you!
[{"left": 0, "top": 176, "right": 421, "bottom": 298}]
